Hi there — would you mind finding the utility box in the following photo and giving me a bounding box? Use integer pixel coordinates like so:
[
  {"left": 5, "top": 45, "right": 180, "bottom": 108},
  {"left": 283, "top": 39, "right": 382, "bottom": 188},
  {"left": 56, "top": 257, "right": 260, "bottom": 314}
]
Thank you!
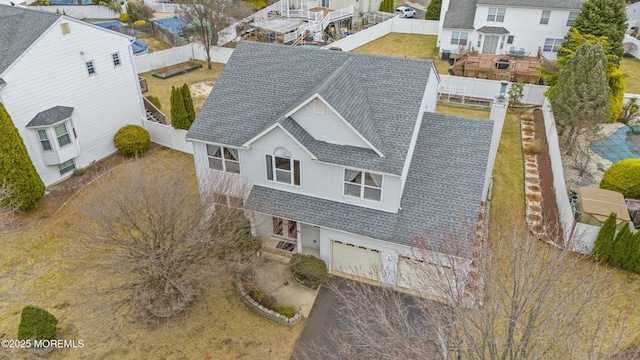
[{"left": 441, "top": 50, "right": 451, "bottom": 61}]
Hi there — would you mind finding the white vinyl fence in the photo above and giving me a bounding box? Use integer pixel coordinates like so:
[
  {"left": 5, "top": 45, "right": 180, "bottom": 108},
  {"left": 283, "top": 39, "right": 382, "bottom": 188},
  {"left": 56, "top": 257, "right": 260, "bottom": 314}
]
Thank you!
[
  {"left": 323, "top": 18, "right": 438, "bottom": 51},
  {"left": 439, "top": 75, "right": 548, "bottom": 104},
  {"left": 30, "top": 5, "right": 119, "bottom": 19},
  {"left": 144, "top": 120, "right": 193, "bottom": 154},
  {"left": 135, "top": 43, "right": 233, "bottom": 72},
  {"left": 541, "top": 99, "right": 599, "bottom": 253}
]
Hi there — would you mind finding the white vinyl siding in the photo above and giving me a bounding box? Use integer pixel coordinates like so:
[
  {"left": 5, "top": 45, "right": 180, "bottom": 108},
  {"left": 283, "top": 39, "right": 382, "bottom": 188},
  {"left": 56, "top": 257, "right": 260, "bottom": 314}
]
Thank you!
[
  {"left": 290, "top": 99, "right": 371, "bottom": 149},
  {"left": 2, "top": 17, "right": 145, "bottom": 186}
]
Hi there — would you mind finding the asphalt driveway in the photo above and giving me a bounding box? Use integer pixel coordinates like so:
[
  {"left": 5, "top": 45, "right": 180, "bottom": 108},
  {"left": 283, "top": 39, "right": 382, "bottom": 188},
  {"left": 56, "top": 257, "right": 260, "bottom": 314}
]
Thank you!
[{"left": 290, "top": 277, "right": 448, "bottom": 359}]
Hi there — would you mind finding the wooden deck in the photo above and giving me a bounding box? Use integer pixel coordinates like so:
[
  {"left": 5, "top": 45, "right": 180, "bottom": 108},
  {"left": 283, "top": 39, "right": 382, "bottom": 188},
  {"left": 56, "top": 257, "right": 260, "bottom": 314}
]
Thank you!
[{"left": 451, "top": 52, "right": 549, "bottom": 84}]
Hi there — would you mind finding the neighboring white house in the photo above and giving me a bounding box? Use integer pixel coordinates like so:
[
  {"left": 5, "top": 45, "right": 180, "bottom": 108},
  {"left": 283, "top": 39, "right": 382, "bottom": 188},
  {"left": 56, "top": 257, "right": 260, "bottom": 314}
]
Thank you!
[
  {"left": 627, "top": 1, "right": 640, "bottom": 24},
  {"left": 187, "top": 41, "right": 504, "bottom": 295},
  {"left": 437, "top": 0, "right": 586, "bottom": 60},
  {"left": 0, "top": 5, "right": 146, "bottom": 186}
]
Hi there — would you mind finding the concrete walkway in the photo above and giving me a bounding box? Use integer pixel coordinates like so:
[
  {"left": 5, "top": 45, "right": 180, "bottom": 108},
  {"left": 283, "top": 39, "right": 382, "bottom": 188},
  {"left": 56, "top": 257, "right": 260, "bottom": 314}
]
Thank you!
[{"left": 253, "top": 254, "right": 319, "bottom": 318}]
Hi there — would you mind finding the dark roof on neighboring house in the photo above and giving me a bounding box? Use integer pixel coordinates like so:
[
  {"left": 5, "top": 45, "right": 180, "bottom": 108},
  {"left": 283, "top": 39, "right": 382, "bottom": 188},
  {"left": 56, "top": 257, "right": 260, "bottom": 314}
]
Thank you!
[
  {"left": 0, "top": 5, "right": 60, "bottom": 74},
  {"left": 187, "top": 41, "right": 435, "bottom": 175},
  {"left": 442, "top": 0, "right": 478, "bottom": 30},
  {"left": 477, "top": 0, "right": 585, "bottom": 9},
  {"left": 246, "top": 113, "right": 494, "bottom": 258},
  {"left": 476, "top": 26, "right": 510, "bottom": 34},
  {"left": 26, "top": 106, "right": 74, "bottom": 127}
]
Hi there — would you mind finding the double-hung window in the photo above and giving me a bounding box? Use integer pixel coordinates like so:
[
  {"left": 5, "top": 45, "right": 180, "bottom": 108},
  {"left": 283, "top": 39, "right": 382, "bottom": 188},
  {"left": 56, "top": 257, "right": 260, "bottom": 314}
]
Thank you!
[
  {"left": 206, "top": 144, "right": 240, "bottom": 173},
  {"left": 567, "top": 11, "right": 578, "bottom": 26},
  {"left": 344, "top": 169, "right": 382, "bottom": 202},
  {"left": 543, "top": 38, "right": 562, "bottom": 52},
  {"left": 540, "top": 10, "right": 551, "bottom": 25},
  {"left": 38, "top": 129, "right": 52, "bottom": 151},
  {"left": 451, "top": 32, "right": 468, "bottom": 45},
  {"left": 55, "top": 123, "right": 71, "bottom": 147},
  {"left": 487, "top": 7, "right": 505, "bottom": 22},
  {"left": 266, "top": 153, "right": 300, "bottom": 186}
]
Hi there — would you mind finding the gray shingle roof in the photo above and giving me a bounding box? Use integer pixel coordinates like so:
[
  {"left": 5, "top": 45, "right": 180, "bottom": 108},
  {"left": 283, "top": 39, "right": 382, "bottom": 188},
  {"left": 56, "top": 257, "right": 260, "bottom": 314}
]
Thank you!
[
  {"left": 0, "top": 5, "right": 60, "bottom": 74},
  {"left": 476, "top": 26, "right": 510, "bottom": 34},
  {"left": 26, "top": 106, "right": 74, "bottom": 128},
  {"left": 187, "top": 41, "right": 434, "bottom": 175},
  {"left": 245, "top": 113, "right": 494, "bottom": 258},
  {"left": 443, "top": 0, "right": 478, "bottom": 30},
  {"left": 477, "top": 0, "right": 585, "bottom": 9}
]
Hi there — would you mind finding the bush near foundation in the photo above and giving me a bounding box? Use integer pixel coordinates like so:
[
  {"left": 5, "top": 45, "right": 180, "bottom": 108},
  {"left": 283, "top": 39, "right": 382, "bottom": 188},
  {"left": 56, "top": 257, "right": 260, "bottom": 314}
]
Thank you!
[
  {"left": 290, "top": 254, "right": 327, "bottom": 289},
  {"left": 113, "top": 125, "right": 151, "bottom": 157}
]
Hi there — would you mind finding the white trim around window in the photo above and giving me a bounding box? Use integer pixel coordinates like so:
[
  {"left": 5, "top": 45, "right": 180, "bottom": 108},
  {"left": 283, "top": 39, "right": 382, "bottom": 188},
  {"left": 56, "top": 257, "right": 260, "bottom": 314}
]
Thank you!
[
  {"left": 272, "top": 216, "right": 297, "bottom": 242},
  {"left": 206, "top": 144, "right": 240, "bottom": 174},
  {"left": 265, "top": 149, "right": 301, "bottom": 186},
  {"left": 567, "top": 11, "right": 578, "bottom": 26},
  {"left": 85, "top": 60, "right": 96, "bottom": 75},
  {"left": 343, "top": 168, "right": 383, "bottom": 202},
  {"left": 543, "top": 38, "right": 563, "bottom": 52},
  {"left": 540, "top": 10, "right": 550, "bottom": 25},
  {"left": 111, "top": 52, "right": 121, "bottom": 67},
  {"left": 487, "top": 7, "right": 505, "bottom": 22},
  {"left": 58, "top": 158, "right": 76, "bottom": 175},
  {"left": 451, "top": 31, "right": 468, "bottom": 45}
]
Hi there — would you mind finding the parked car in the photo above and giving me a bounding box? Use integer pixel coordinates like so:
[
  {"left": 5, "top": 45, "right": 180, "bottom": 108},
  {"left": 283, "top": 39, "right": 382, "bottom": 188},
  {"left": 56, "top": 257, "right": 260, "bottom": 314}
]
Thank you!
[{"left": 394, "top": 6, "right": 416, "bottom": 18}]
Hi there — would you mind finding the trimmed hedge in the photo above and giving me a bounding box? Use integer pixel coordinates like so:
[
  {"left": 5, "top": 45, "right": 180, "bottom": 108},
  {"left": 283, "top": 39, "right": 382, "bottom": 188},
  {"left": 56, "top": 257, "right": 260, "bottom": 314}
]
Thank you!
[
  {"left": 600, "top": 158, "right": 640, "bottom": 199},
  {"left": 113, "top": 125, "right": 151, "bottom": 157},
  {"left": 145, "top": 95, "right": 162, "bottom": 110},
  {"left": 18, "top": 306, "right": 58, "bottom": 341},
  {"left": 290, "top": 254, "right": 327, "bottom": 290},
  {"left": 0, "top": 103, "right": 45, "bottom": 210}
]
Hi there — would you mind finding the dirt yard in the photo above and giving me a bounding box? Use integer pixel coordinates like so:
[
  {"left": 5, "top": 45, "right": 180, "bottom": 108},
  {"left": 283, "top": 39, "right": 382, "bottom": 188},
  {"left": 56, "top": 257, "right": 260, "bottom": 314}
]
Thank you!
[{"left": 0, "top": 148, "right": 303, "bottom": 359}]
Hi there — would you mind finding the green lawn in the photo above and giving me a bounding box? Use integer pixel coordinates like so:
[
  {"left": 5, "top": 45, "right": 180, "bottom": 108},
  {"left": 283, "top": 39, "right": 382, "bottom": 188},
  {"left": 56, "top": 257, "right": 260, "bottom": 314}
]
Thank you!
[
  {"left": 621, "top": 56, "right": 640, "bottom": 94},
  {"left": 351, "top": 33, "right": 450, "bottom": 74}
]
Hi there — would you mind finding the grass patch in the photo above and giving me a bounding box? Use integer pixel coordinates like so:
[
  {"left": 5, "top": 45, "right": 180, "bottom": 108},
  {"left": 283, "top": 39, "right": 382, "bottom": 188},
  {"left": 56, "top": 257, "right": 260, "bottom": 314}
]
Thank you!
[
  {"left": 621, "top": 56, "right": 640, "bottom": 95},
  {"left": 435, "top": 104, "right": 490, "bottom": 119},
  {"left": 0, "top": 148, "right": 304, "bottom": 359},
  {"left": 139, "top": 60, "right": 225, "bottom": 124},
  {"left": 351, "top": 33, "right": 450, "bottom": 74},
  {"left": 136, "top": 36, "right": 172, "bottom": 52}
]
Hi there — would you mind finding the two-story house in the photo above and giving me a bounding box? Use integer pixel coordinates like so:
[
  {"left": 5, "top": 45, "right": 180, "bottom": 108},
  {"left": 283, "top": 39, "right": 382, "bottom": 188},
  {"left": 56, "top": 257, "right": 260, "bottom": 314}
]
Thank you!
[
  {"left": 0, "top": 5, "right": 145, "bottom": 186},
  {"left": 187, "top": 41, "right": 500, "bottom": 295},
  {"left": 438, "top": 0, "right": 586, "bottom": 60}
]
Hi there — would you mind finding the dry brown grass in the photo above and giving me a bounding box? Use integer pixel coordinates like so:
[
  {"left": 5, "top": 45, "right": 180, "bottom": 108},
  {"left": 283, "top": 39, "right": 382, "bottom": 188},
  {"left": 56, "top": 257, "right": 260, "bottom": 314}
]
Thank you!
[
  {"left": 137, "top": 36, "right": 173, "bottom": 52},
  {"left": 139, "top": 60, "right": 226, "bottom": 124},
  {"left": 351, "top": 33, "right": 450, "bottom": 74},
  {"left": 0, "top": 148, "right": 303, "bottom": 359}
]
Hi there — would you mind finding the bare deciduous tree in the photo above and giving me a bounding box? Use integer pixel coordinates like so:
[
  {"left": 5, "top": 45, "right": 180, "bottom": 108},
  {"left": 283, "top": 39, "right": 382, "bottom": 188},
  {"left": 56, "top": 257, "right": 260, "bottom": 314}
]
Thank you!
[
  {"left": 79, "top": 166, "right": 257, "bottom": 320},
  {"left": 298, "top": 216, "right": 633, "bottom": 360},
  {"left": 180, "top": 0, "right": 236, "bottom": 69}
]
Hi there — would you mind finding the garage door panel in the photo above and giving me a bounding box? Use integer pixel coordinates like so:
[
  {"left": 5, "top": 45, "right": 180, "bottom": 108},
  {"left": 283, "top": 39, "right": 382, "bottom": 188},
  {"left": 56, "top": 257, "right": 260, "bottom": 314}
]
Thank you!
[
  {"left": 332, "top": 241, "right": 381, "bottom": 281},
  {"left": 397, "top": 257, "right": 452, "bottom": 297}
]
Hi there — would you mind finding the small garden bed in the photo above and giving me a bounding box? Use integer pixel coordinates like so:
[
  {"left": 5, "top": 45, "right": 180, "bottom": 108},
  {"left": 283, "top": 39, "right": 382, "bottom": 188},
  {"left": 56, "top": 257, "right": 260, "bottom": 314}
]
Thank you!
[
  {"left": 289, "top": 254, "right": 327, "bottom": 290},
  {"left": 152, "top": 61, "right": 203, "bottom": 79},
  {"left": 237, "top": 274, "right": 301, "bottom": 325}
]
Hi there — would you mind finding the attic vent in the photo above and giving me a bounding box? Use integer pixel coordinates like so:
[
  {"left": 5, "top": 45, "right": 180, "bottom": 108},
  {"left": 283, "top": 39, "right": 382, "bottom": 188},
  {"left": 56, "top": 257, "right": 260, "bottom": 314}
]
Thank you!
[
  {"left": 313, "top": 99, "right": 325, "bottom": 114},
  {"left": 60, "top": 22, "right": 70, "bottom": 35}
]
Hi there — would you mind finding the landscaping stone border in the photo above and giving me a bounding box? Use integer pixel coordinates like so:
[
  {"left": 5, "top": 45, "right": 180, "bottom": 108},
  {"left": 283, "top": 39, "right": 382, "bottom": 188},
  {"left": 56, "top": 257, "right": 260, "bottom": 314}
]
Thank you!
[
  {"left": 236, "top": 275, "right": 301, "bottom": 326},
  {"left": 520, "top": 109, "right": 561, "bottom": 248}
]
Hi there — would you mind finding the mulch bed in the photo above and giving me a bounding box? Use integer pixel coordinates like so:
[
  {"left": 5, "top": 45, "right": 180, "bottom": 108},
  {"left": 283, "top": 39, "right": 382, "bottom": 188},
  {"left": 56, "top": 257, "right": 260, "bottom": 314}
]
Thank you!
[{"left": 533, "top": 109, "right": 563, "bottom": 244}]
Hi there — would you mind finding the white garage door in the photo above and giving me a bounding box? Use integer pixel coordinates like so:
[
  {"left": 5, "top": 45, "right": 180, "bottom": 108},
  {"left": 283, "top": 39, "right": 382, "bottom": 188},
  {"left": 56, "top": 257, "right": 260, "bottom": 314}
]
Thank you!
[
  {"left": 331, "top": 240, "right": 381, "bottom": 282},
  {"left": 397, "top": 256, "right": 453, "bottom": 297}
]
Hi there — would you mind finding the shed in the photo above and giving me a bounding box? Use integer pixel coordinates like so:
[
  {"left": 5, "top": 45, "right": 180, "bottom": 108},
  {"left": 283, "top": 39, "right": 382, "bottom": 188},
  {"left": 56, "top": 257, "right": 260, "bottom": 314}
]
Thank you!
[{"left": 577, "top": 187, "right": 631, "bottom": 229}]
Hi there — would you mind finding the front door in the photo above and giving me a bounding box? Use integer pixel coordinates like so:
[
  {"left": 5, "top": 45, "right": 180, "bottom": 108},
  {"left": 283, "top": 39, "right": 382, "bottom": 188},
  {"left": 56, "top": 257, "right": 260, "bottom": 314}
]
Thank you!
[{"left": 482, "top": 35, "right": 499, "bottom": 54}]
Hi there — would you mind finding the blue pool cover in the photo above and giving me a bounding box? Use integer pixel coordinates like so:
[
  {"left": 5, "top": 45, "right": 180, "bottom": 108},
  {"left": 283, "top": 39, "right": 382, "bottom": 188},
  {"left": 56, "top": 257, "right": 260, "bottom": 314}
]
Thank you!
[
  {"left": 153, "top": 17, "right": 186, "bottom": 37},
  {"left": 591, "top": 125, "right": 640, "bottom": 163},
  {"left": 95, "top": 21, "right": 124, "bottom": 28}
]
